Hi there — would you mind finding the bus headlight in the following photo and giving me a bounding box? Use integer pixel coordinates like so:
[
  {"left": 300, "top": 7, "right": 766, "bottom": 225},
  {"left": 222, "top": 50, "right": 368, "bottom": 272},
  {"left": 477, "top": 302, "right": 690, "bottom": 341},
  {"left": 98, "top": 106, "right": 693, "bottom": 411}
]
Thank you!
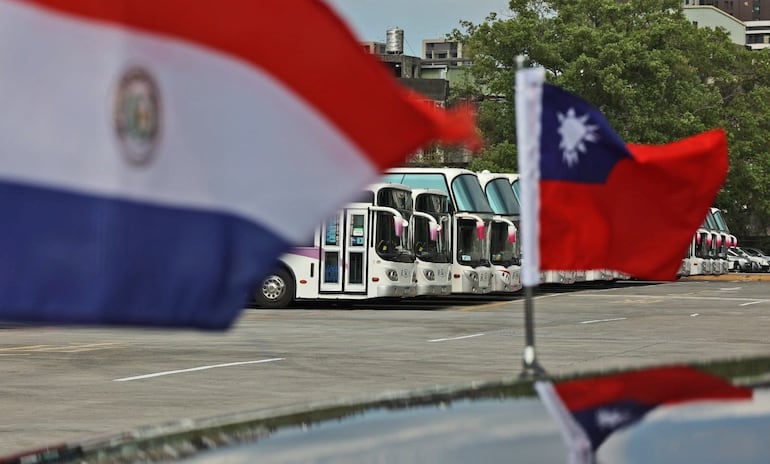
[
  {"left": 387, "top": 270, "right": 399, "bottom": 281},
  {"left": 423, "top": 270, "right": 435, "bottom": 281}
]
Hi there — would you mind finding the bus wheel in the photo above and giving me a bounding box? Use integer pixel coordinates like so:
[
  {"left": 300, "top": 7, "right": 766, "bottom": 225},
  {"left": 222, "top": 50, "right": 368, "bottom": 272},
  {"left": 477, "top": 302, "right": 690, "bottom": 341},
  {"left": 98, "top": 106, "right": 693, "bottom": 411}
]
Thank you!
[{"left": 255, "top": 269, "right": 294, "bottom": 308}]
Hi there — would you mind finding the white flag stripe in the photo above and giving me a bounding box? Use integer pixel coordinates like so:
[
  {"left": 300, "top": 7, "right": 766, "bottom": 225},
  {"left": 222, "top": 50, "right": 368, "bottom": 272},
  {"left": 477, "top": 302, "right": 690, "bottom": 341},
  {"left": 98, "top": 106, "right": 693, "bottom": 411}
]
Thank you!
[
  {"left": 515, "top": 68, "right": 545, "bottom": 287},
  {"left": 0, "top": 2, "right": 375, "bottom": 244},
  {"left": 535, "top": 381, "right": 593, "bottom": 464}
]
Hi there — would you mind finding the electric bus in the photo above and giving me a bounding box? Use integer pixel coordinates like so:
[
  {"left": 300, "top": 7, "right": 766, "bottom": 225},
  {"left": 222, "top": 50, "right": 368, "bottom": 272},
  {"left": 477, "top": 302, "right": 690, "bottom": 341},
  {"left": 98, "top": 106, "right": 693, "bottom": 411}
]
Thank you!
[
  {"left": 476, "top": 171, "right": 523, "bottom": 293},
  {"left": 253, "top": 183, "right": 417, "bottom": 308},
  {"left": 383, "top": 167, "right": 493, "bottom": 295}
]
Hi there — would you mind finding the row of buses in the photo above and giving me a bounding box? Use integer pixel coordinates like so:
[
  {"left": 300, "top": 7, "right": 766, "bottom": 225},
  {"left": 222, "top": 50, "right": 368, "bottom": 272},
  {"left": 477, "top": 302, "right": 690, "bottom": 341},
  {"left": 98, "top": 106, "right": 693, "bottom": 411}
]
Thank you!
[
  {"left": 679, "top": 207, "right": 737, "bottom": 277},
  {"left": 253, "top": 167, "right": 725, "bottom": 308}
]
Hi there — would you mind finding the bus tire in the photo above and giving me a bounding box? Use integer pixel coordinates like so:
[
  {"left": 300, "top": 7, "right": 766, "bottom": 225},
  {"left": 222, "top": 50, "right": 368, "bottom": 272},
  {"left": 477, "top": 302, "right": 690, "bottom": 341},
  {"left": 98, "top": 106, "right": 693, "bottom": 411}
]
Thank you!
[{"left": 254, "top": 268, "right": 294, "bottom": 309}]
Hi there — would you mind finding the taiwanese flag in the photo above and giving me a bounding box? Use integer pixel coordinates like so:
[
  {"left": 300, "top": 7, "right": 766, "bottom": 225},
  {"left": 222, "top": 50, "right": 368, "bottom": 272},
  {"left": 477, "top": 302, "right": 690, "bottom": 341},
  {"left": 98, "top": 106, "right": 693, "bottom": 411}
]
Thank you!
[
  {"left": 536, "top": 366, "right": 753, "bottom": 459},
  {"left": 0, "top": 0, "right": 479, "bottom": 328},
  {"left": 516, "top": 68, "right": 728, "bottom": 285}
]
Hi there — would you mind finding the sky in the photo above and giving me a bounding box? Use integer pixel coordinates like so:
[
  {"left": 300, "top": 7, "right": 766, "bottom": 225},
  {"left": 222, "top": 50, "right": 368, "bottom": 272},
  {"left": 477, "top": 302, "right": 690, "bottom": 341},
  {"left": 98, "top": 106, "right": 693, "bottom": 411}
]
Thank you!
[{"left": 326, "top": 0, "right": 511, "bottom": 56}]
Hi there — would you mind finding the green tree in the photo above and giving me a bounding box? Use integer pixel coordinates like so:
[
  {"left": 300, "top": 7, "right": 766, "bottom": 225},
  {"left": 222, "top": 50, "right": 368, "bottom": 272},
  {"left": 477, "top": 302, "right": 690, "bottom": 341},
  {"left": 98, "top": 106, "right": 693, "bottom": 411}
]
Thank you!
[{"left": 456, "top": 0, "right": 770, "bottom": 237}]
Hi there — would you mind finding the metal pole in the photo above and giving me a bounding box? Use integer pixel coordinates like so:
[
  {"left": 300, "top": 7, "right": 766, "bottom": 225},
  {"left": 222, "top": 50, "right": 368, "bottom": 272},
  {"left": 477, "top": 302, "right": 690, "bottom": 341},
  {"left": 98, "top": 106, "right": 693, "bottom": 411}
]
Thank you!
[
  {"left": 520, "top": 285, "right": 546, "bottom": 380},
  {"left": 515, "top": 55, "right": 547, "bottom": 380}
]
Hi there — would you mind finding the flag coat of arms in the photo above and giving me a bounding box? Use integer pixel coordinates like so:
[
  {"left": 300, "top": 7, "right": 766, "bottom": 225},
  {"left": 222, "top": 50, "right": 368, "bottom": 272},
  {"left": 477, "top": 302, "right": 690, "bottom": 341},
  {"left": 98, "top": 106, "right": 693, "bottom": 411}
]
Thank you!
[
  {"left": 0, "top": 0, "right": 479, "bottom": 328},
  {"left": 515, "top": 68, "right": 728, "bottom": 285}
]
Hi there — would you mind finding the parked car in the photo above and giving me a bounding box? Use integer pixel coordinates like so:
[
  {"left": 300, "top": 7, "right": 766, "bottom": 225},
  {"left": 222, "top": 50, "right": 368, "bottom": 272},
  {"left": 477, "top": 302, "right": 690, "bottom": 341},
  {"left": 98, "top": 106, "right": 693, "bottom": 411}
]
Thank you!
[
  {"left": 736, "top": 247, "right": 770, "bottom": 272},
  {"left": 739, "top": 247, "right": 770, "bottom": 272},
  {"left": 727, "top": 248, "right": 753, "bottom": 272}
]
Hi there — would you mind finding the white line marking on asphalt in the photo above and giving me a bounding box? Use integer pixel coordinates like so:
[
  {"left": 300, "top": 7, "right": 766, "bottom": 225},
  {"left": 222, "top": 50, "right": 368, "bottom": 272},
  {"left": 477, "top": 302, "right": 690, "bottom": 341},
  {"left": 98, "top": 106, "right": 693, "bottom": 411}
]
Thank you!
[
  {"left": 113, "top": 358, "right": 284, "bottom": 382},
  {"left": 740, "top": 301, "right": 764, "bottom": 307},
  {"left": 580, "top": 317, "right": 627, "bottom": 324},
  {"left": 720, "top": 287, "right": 742, "bottom": 291},
  {"left": 428, "top": 333, "right": 485, "bottom": 342},
  {"left": 691, "top": 313, "right": 700, "bottom": 317},
  {"left": 578, "top": 294, "right": 762, "bottom": 303}
]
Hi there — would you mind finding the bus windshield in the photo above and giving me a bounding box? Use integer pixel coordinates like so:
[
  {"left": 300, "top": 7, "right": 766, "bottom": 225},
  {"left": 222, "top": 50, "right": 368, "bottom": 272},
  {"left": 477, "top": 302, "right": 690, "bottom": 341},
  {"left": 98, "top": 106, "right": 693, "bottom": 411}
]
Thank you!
[
  {"left": 414, "top": 193, "right": 451, "bottom": 263},
  {"left": 374, "top": 187, "right": 414, "bottom": 263},
  {"left": 375, "top": 212, "right": 413, "bottom": 262},
  {"left": 704, "top": 212, "right": 718, "bottom": 230},
  {"left": 413, "top": 214, "right": 451, "bottom": 263},
  {"left": 451, "top": 175, "right": 493, "bottom": 213},
  {"left": 511, "top": 179, "right": 521, "bottom": 203},
  {"left": 712, "top": 210, "right": 730, "bottom": 232},
  {"left": 489, "top": 221, "right": 516, "bottom": 266},
  {"left": 456, "top": 218, "right": 488, "bottom": 267},
  {"left": 485, "top": 178, "right": 519, "bottom": 215}
]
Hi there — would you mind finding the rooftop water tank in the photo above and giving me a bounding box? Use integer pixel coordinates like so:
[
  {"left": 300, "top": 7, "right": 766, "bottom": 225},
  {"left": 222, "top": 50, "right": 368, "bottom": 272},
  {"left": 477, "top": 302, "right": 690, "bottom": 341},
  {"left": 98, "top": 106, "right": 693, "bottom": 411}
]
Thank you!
[{"left": 385, "top": 28, "right": 404, "bottom": 54}]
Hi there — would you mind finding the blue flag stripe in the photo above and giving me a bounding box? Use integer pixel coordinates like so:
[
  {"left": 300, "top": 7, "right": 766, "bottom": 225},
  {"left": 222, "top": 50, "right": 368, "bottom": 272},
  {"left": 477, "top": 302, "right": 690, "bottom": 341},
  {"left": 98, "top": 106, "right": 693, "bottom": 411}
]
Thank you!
[{"left": 0, "top": 181, "right": 288, "bottom": 329}]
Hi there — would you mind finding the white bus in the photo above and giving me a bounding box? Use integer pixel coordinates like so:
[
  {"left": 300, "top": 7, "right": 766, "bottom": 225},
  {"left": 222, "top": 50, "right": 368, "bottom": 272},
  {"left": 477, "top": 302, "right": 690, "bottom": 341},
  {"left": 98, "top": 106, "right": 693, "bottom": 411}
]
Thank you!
[
  {"left": 253, "top": 183, "right": 417, "bottom": 308},
  {"left": 476, "top": 171, "right": 523, "bottom": 293},
  {"left": 710, "top": 207, "right": 734, "bottom": 274},
  {"left": 383, "top": 168, "right": 493, "bottom": 295},
  {"left": 702, "top": 212, "right": 725, "bottom": 275},
  {"left": 681, "top": 227, "right": 711, "bottom": 276},
  {"left": 411, "top": 188, "right": 453, "bottom": 297}
]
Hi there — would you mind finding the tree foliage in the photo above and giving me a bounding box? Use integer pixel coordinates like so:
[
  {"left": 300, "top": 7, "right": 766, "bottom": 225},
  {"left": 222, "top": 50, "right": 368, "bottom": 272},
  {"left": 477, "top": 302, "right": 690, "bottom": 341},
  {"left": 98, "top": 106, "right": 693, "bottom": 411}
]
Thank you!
[{"left": 455, "top": 0, "right": 770, "bottom": 236}]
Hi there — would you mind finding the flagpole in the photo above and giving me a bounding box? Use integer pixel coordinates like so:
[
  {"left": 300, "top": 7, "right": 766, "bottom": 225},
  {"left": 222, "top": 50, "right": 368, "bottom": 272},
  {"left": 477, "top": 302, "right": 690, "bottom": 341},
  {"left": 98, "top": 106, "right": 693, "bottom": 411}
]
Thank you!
[
  {"left": 515, "top": 57, "right": 547, "bottom": 380},
  {"left": 521, "top": 286, "right": 546, "bottom": 379}
]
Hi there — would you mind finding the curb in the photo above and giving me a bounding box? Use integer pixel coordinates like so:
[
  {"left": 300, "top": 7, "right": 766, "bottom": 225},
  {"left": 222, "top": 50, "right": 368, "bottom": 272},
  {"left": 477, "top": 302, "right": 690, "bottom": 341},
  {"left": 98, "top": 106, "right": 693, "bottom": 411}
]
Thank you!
[{"left": 682, "top": 273, "right": 770, "bottom": 282}]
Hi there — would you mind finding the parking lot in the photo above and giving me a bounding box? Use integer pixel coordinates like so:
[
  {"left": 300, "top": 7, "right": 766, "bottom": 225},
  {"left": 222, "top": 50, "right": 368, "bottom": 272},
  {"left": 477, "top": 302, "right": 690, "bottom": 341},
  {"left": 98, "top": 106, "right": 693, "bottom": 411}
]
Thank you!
[{"left": 1, "top": 277, "right": 769, "bottom": 456}]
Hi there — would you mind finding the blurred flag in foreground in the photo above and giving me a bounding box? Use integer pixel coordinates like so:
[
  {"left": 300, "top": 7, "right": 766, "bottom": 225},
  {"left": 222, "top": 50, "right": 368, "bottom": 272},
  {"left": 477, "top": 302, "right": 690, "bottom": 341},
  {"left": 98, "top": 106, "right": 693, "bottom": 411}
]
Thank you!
[
  {"left": 0, "top": 0, "right": 479, "bottom": 329},
  {"left": 535, "top": 366, "right": 752, "bottom": 464},
  {"left": 516, "top": 68, "right": 728, "bottom": 286}
]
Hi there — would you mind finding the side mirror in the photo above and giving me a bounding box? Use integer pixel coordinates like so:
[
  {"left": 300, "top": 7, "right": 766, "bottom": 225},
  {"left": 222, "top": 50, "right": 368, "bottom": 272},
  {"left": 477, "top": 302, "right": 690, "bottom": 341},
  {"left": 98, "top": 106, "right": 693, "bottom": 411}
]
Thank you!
[
  {"left": 394, "top": 218, "right": 403, "bottom": 237},
  {"left": 508, "top": 225, "right": 516, "bottom": 244}
]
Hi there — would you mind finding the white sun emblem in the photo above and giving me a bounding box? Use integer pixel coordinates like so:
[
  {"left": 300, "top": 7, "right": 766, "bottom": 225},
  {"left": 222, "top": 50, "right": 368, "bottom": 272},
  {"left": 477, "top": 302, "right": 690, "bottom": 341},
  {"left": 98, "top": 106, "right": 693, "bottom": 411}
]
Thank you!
[
  {"left": 595, "top": 408, "right": 631, "bottom": 430},
  {"left": 557, "top": 108, "right": 599, "bottom": 167}
]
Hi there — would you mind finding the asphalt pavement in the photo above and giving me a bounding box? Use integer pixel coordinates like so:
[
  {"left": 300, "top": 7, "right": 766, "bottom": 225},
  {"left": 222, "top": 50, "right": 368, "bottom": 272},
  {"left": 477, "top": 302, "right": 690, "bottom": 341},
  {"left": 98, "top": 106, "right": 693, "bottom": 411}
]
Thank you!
[{"left": 0, "top": 277, "right": 769, "bottom": 457}]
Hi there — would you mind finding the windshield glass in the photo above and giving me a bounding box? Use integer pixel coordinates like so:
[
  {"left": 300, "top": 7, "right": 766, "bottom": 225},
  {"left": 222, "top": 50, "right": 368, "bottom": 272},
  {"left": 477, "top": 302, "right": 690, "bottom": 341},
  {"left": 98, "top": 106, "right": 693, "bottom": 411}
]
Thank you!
[
  {"left": 451, "top": 175, "right": 493, "bottom": 213},
  {"left": 375, "top": 212, "right": 413, "bottom": 262},
  {"left": 383, "top": 173, "right": 449, "bottom": 197},
  {"left": 377, "top": 187, "right": 413, "bottom": 214},
  {"left": 712, "top": 209, "right": 730, "bottom": 232},
  {"left": 511, "top": 179, "right": 521, "bottom": 203},
  {"left": 414, "top": 193, "right": 451, "bottom": 263},
  {"left": 696, "top": 231, "right": 710, "bottom": 258},
  {"left": 485, "top": 178, "right": 519, "bottom": 215},
  {"left": 742, "top": 248, "right": 760, "bottom": 257},
  {"left": 704, "top": 212, "right": 718, "bottom": 230},
  {"left": 413, "top": 214, "right": 451, "bottom": 263},
  {"left": 456, "top": 218, "right": 488, "bottom": 266},
  {"left": 489, "top": 221, "right": 517, "bottom": 266}
]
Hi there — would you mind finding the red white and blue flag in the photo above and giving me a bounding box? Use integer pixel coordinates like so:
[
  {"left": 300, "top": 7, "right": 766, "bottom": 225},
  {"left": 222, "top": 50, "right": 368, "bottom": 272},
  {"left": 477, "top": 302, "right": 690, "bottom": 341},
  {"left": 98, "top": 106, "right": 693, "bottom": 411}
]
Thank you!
[
  {"left": 0, "top": 0, "right": 479, "bottom": 328},
  {"left": 535, "top": 366, "right": 752, "bottom": 463},
  {"left": 515, "top": 68, "right": 728, "bottom": 285}
]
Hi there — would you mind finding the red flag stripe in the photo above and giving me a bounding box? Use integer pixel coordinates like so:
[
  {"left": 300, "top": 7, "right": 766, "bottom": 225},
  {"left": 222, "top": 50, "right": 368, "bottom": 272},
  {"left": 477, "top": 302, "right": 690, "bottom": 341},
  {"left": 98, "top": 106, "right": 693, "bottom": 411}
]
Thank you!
[{"left": 554, "top": 366, "right": 752, "bottom": 412}]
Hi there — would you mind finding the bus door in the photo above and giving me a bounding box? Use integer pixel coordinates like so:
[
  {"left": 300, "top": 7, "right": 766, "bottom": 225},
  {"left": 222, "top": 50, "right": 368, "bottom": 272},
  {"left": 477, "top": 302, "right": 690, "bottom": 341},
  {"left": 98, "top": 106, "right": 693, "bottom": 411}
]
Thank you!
[
  {"left": 320, "top": 211, "right": 344, "bottom": 292},
  {"left": 344, "top": 208, "right": 368, "bottom": 293}
]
